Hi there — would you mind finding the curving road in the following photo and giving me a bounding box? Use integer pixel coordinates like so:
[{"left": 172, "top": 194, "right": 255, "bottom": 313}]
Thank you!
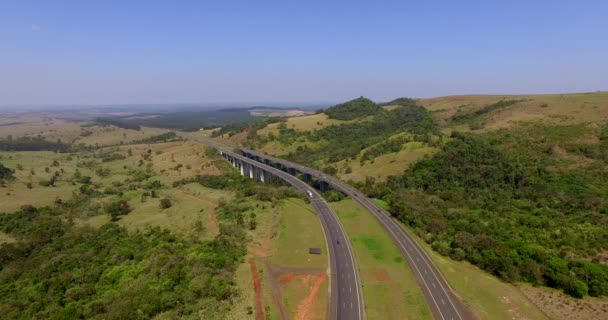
[
  {"left": 194, "top": 133, "right": 473, "bottom": 320},
  {"left": 236, "top": 146, "right": 473, "bottom": 320},
  {"left": 195, "top": 139, "right": 364, "bottom": 320}
]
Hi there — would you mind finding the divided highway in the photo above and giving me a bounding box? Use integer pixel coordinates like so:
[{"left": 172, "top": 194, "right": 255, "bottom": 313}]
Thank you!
[
  {"left": 236, "top": 146, "right": 473, "bottom": 320},
  {"left": 195, "top": 139, "right": 364, "bottom": 320}
]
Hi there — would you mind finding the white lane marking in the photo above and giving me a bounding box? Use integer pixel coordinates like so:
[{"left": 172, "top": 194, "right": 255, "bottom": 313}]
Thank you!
[
  {"left": 332, "top": 183, "right": 464, "bottom": 320},
  {"left": 328, "top": 206, "right": 364, "bottom": 320},
  {"left": 441, "top": 298, "right": 446, "bottom": 305},
  {"left": 432, "top": 282, "right": 436, "bottom": 289},
  {"left": 349, "top": 200, "right": 448, "bottom": 320}
]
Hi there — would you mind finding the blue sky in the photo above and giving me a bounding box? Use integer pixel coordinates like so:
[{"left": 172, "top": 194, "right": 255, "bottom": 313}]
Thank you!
[{"left": 1, "top": 0, "right": 607, "bottom": 106}]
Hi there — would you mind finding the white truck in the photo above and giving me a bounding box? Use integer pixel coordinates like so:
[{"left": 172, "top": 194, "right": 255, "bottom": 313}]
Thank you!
[{"left": 306, "top": 190, "right": 314, "bottom": 198}]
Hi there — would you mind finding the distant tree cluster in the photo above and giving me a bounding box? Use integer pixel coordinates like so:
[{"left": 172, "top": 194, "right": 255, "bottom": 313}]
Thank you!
[
  {"left": 0, "top": 163, "right": 14, "bottom": 181},
  {"left": 324, "top": 96, "right": 382, "bottom": 120},
  {"left": 96, "top": 117, "right": 141, "bottom": 130},
  {"left": 132, "top": 131, "right": 182, "bottom": 144},
  {"left": 0, "top": 136, "right": 69, "bottom": 152},
  {"left": 451, "top": 99, "right": 522, "bottom": 123}
]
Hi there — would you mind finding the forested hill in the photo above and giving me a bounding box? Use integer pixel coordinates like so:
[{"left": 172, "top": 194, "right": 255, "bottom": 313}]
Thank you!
[
  {"left": 323, "top": 96, "right": 382, "bottom": 120},
  {"left": 211, "top": 93, "right": 608, "bottom": 299}
]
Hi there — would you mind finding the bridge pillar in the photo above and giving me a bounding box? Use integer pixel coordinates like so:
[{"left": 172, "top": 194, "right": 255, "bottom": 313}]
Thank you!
[
  {"left": 287, "top": 167, "right": 297, "bottom": 175},
  {"left": 263, "top": 170, "right": 272, "bottom": 183},
  {"left": 275, "top": 162, "right": 283, "bottom": 170},
  {"left": 249, "top": 165, "right": 254, "bottom": 179},
  {"left": 303, "top": 173, "right": 312, "bottom": 183},
  {"left": 244, "top": 162, "right": 251, "bottom": 177},
  {"left": 255, "top": 166, "right": 262, "bottom": 181},
  {"left": 264, "top": 158, "right": 270, "bottom": 165},
  {"left": 240, "top": 161, "right": 245, "bottom": 176},
  {"left": 319, "top": 180, "right": 329, "bottom": 192}
]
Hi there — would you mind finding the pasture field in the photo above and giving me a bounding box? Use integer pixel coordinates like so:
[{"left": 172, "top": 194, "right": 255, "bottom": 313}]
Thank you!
[
  {"left": 0, "top": 119, "right": 169, "bottom": 147},
  {"left": 336, "top": 141, "right": 438, "bottom": 183},
  {"left": 331, "top": 198, "right": 432, "bottom": 320},
  {"left": 420, "top": 91, "right": 608, "bottom": 130},
  {"left": 257, "top": 113, "right": 348, "bottom": 137}
]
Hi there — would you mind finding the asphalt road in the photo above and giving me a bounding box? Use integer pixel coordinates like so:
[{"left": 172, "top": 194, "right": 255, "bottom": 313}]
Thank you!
[
  {"left": 196, "top": 139, "right": 364, "bottom": 320},
  {"left": 234, "top": 146, "right": 472, "bottom": 320}
]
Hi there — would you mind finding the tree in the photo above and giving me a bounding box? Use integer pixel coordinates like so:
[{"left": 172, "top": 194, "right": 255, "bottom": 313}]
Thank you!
[
  {"left": 105, "top": 199, "right": 132, "bottom": 221},
  {"left": 0, "top": 163, "right": 14, "bottom": 181},
  {"left": 563, "top": 277, "right": 589, "bottom": 298},
  {"left": 159, "top": 198, "right": 172, "bottom": 209}
]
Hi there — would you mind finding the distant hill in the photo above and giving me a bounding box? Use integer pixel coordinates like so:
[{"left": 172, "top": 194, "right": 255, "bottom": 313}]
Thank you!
[
  {"left": 324, "top": 97, "right": 382, "bottom": 120},
  {"left": 419, "top": 91, "right": 608, "bottom": 131}
]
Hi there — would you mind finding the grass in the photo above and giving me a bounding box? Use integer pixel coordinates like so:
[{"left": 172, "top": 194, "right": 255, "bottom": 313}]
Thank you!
[
  {"left": 330, "top": 198, "right": 431, "bottom": 320},
  {"left": 228, "top": 198, "right": 329, "bottom": 320},
  {"left": 270, "top": 198, "right": 327, "bottom": 269},
  {"left": 0, "top": 151, "right": 81, "bottom": 212},
  {"left": 372, "top": 198, "right": 390, "bottom": 210},
  {"left": 0, "top": 231, "right": 16, "bottom": 244},
  {"left": 336, "top": 141, "right": 438, "bottom": 182},
  {"left": 75, "top": 125, "right": 168, "bottom": 146},
  {"left": 519, "top": 284, "right": 608, "bottom": 320},
  {"left": 404, "top": 225, "right": 550, "bottom": 320},
  {"left": 258, "top": 113, "right": 348, "bottom": 137},
  {"left": 0, "top": 120, "right": 83, "bottom": 141},
  {"left": 115, "top": 186, "right": 231, "bottom": 240},
  {"left": 420, "top": 91, "right": 608, "bottom": 130}
]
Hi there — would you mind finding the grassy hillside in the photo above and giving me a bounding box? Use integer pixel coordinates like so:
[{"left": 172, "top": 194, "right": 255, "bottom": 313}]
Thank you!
[{"left": 421, "top": 91, "right": 608, "bottom": 131}]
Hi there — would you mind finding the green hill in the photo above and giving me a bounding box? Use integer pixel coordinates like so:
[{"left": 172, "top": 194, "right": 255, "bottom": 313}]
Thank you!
[{"left": 324, "top": 96, "right": 382, "bottom": 120}]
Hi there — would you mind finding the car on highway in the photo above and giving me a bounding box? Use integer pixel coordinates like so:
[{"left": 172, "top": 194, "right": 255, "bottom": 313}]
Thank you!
[{"left": 306, "top": 190, "right": 314, "bottom": 198}]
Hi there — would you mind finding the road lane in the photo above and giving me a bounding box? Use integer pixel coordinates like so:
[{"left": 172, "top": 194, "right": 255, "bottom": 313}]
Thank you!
[{"left": 196, "top": 139, "right": 364, "bottom": 320}]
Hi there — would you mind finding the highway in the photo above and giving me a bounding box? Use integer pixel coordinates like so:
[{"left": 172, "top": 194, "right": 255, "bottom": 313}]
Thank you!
[
  {"left": 195, "top": 139, "right": 364, "bottom": 320},
  {"left": 235, "top": 146, "right": 473, "bottom": 320}
]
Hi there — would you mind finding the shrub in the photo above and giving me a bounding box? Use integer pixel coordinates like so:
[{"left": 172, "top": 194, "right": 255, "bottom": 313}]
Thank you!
[{"left": 159, "top": 198, "right": 172, "bottom": 209}]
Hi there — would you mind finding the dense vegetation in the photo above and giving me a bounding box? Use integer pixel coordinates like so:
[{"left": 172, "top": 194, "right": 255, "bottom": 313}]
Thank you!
[
  {"left": 115, "top": 110, "right": 257, "bottom": 131},
  {"left": 131, "top": 131, "right": 182, "bottom": 144},
  {"left": 0, "top": 203, "right": 248, "bottom": 319},
  {"left": 379, "top": 132, "right": 608, "bottom": 298},
  {"left": 380, "top": 97, "right": 417, "bottom": 106},
  {"left": 0, "top": 136, "right": 70, "bottom": 152},
  {"left": 324, "top": 97, "right": 382, "bottom": 120},
  {"left": 174, "top": 172, "right": 302, "bottom": 203}
]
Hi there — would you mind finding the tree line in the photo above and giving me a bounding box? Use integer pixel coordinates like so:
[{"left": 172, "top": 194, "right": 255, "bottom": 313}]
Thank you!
[{"left": 0, "top": 136, "right": 70, "bottom": 152}]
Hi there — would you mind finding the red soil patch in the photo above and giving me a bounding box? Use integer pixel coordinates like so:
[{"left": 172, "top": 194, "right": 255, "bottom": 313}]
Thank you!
[
  {"left": 279, "top": 273, "right": 297, "bottom": 285},
  {"left": 249, "top": 258, "right": 265, "bottom": 320},
  {"left": 376, "top": 269, "right": 390, "bottom": 281},
  {"left": 295, "top": 274, "right": 326, "bottom": 320}
]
